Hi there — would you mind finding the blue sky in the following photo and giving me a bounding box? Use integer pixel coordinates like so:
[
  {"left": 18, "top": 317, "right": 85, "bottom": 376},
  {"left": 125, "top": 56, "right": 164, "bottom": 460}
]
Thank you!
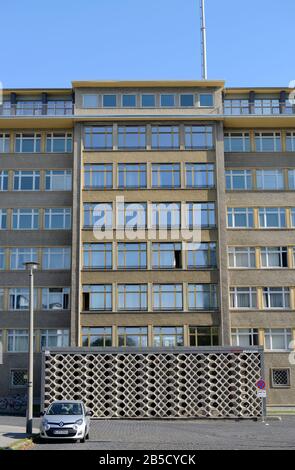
[{"left": 0, "top": 0, "right": 294, "bottom": 88}]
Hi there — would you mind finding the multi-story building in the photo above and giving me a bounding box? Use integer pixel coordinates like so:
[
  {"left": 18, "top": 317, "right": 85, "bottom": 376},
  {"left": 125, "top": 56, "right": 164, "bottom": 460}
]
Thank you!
[{"left": 0, "top": 80, "right": 294, "bottom": 411}]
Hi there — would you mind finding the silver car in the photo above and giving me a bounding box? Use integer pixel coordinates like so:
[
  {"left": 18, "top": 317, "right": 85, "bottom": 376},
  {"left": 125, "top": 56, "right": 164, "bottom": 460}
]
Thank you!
[{"left": 40, "top": 400, "right": 92, "bottom": 442}]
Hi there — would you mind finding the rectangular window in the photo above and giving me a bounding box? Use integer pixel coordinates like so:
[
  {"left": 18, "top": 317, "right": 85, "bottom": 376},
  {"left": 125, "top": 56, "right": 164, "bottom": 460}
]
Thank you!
[
  {"left": 44, "top": 208, "right": 71, "bottom": 229},
  {"left": 117, "top": 203, "right": 146, "bottom": 230},
  {"left": 83, "top": 203, "right": 113, "bottom": 229},
  {"left": 9, "top": 288, "right": 37, "bottom": 310},
  {"left": 16, "top": 100, "right": 42, "bottom": 115},
  {"left": 40, "top": 329, "right": 69, "bottom": 348},
  {"left": 186, "top": 163, "right": 215, "bottom": 188},
  {"left": 228, "top": 247, "right": 256, "bottom": 268},
  {"left": 15, "top": 133, "right": 41, "bottom": 153},
  {"left": 226, "top": 170, "right": 252, "bottom": 190},
  {"left": 153, "top": 284, "right": 183, "bottom": 311},
  {"left": 231, "top": 328, "right": 259, "bottom": 347},
  {"left": 118, "top": 164, "right": 146, "bottom": 189},
  {"left": 82, "top": 94, "right": 99, "bottom": 108},
  {"left": 0, "top": 249, "right": 4, "bottom": 270},
  {"left": 224, "top": 99, "right": 249, "bottom": 115},
  {"left": 10, "top": 248, "right": 38, "bottom": 270},
  {"left": 151, "top": 126, "right": 179, "bottom": 149},
  {"left": 180, "top": 94, "right": 195, "bottom": 107},
  {"left": 264, "top": 329, "right": 292, "bottom": 351},
  {"left": 83, "top": 243, "right": 112, "bottom": 269},
  {"left": 288, "top": 169, "right": 295, "bottom": 189},
  {"left": 118, "top": 126, "right": 146, "bottom": 149},
  {"left": 153, "top": 327, "right": 184, "bottom": 347},
  {"left": 42, "top": 288, "right": 70, "bottom": 310},
  {"left": 0, "top": 171, "right": 8, "bottom": 191},
  {"left": 259, "top": 208, "right": 286, "bottom": 228},
  {"left": 12, "top": 209, "right": 39, "bottom": 230},
  {"left": 256, "top": 170, "right": 284, "bottom": 190},
  {"left": 118, "top": 243, "right": 147, "bottom": 269},
  {"left": 224, "top": 132, "right": 250, "bottom": 152},
  {"left": 263, "top": 287, "right": 290, "bottom": 309},
  {"left": 260, "top": 247, "right": 288, "bottom": 268},
  {"left": 13, "top": 171, "right": 40, "bottom": 191},
  {"left": 200, "top": 93, "right": 214, "bottom": 107},
  {"left": 103, "top": 95, "right": 117, "bottom": 107},
  {"left": 160, "top": 94, "right": 175, "bottom": 107},
  {"left": 84, "top": 126, "right": 113, "bottom": 149},
  {"left": 46, "top": 133, "right": 72, "bottom": 153},
  {"left": 152, "top": 163, "right": 181, "bottom": 188},
  {"left": 291, "top": 209, "right": 295, "bottom": 227},
  {"left": 122, "top": 94, "right": 137, "bottom": 107},
  {"left": 141, "top": 94, "right": 156, "bottom": 107},
  {"left": 230, "top": 287, "right": 257, "bottom": 309},
  {"left": 187, "top": 242, "right": 217, "bottom": 268},
  {"left": 186, "top": 203, "right": 216, "bottom": 228},
  {"left": 152, "top": 243, "right": 182, "bottom": 269},
  {"left": 118, "top": 284, "right": 147, "bottom": 311},
  {"left": 42, "top": 247, "right": 71, "bottom": 270},
  {"left": 0, "top": 133, "right": 10, "bottom": 153},
  {"left": 0, "top": 210, "right": 7, "bottom": 230},
  {"left": 227, "top": 208, "right": 254, "bottom": 228},
  {"left": 189, "top": 326, "right": 219, "bottom": 346},
  {"left": 81, "top": 327, "right": 112, "bottom": 347},
  {"left": 8, "top": 330, "right": 28, "bottom": 352},
  {"left": 45, "top": 170, "right": 72, "bottom": 191},
  {"left": 254, "top": 99, "right": 280, "bottom": 115},
  {"left": 82, "top": 285, "right": 112, "bottom": 311},
  {"left": 255, "top": 132, "right": 282, "bottom": 152},
  {"left": 286, "top": 132, "right": 295, "bottom": 151},
  {"left": 11, "top": 369, "right": 28, "bottom": 388},
  {"left": 118, "top": 327, "right": 148, "bottom": 347},
  {"left": 271, "top": 369, "right": 291, "bottom": 388},
  {"left": 188, "top": 284, "right": 217, "bottom": 310},
  {"left": 185, "top": 126, "right": 213, "bottom": 149},
  {"left": 84, "top": 164, "right": 112, "bottom": 189},
  {"left": 47, "top": 100, "right": 73, "bottom": 116},
  {"left": 152, "top": 202, "right": 180, "bottom": 229}
]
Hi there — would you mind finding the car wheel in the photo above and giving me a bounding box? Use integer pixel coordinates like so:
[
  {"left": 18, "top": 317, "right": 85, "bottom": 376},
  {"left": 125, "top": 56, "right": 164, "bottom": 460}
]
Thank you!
[
  {"left": 80, "top": 436, "right": 86, "bottom": 443},
  {"left": 86, "top": 432, "right": 90, "bottom": 440}
]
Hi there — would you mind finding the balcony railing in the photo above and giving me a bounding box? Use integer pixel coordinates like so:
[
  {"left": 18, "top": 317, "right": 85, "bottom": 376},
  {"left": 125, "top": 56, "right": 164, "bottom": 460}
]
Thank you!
[
  {"left": 224, "top": 99, "right": 295, "bottom": 115},
  {"left": 0, "top": 102, "right": 74, "bottom": 116}
]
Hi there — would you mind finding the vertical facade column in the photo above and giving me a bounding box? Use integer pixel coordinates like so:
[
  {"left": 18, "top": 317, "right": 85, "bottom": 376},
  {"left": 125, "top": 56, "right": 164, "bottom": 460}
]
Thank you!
[
  {"left": 10, "top": 92, "right": 17, "bottom": 116},
  {"left": 249, "top": 91, "right": 255, "bottom": 114},
  {"left": 41, "top": 92, "right": 48, "bottom": 115},
  {"left": 70, "top": 123, "right": 82, "bottom": 346},
  {"left": 215, "top": 121, "right": 231, "bottom": 345},
  {"left": 279, "top": 90, "right": 286, "bottom": 115}
]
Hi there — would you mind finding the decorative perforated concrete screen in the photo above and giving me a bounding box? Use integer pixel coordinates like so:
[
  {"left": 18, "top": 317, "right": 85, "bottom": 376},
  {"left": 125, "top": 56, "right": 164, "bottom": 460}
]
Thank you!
[{"left": 42, "top": 347, "right": 265, "bottom": 419}]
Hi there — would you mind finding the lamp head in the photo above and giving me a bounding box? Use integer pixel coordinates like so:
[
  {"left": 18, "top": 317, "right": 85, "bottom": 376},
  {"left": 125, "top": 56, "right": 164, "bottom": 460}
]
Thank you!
[{"left": 23, "top": 262, "right": 39, "bottom": 271}]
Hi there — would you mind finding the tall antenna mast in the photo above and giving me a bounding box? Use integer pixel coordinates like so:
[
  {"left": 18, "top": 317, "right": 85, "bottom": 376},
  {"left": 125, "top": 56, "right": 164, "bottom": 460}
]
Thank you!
[{"left": 200, "top": 0, "right": 208, "bottom": 80}]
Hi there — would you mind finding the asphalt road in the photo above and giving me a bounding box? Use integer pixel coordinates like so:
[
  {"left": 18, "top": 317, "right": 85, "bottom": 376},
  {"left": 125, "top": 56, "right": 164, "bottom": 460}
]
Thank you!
[{"left": 1, "top": 416, "right": 295, "bottom": 450}]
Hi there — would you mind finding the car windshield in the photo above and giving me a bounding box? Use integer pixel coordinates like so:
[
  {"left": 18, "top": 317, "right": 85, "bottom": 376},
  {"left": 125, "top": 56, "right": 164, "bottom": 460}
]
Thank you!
[{"left": 47, "top": 403, "right": 83, "bottom": 416}]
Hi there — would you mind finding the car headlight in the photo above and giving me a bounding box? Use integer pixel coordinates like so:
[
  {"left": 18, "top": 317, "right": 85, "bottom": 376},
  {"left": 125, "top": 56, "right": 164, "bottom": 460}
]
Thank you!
[
  {"left": 75, "top": 419, "right": 83, "bottom": 426},
  {"left": 42, "top": 419, "right": 50, "bottom": 431}
]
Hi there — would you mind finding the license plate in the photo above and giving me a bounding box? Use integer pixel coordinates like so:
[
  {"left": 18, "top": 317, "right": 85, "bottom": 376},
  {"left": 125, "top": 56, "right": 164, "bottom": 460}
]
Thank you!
[{"left": 53, "top": 430, "right": 69, "bottom": 435}]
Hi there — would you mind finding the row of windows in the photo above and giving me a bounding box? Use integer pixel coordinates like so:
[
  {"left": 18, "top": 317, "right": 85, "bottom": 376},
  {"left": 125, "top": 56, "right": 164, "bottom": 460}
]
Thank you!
[
  {"left": 0, "top": 247, "right": 71, "bottom": 271},
  {"left": 224, "top": 131, "right": 295, "bottom": 152},
  {"left": 0, "top": 133, "right": 72, "bottom": 153},
  {"left": 82, "top": 93, "right": 214, "bottom": 109},
  {"left": 0, "top": 100, "right": 73, "bottom": 116},
  {"left": 226, "top": 169, "right": 295, "bottom": 191},
  {"left": 230, "top": 287, "right": 292, "bottom": 310},
  {"left": 0, "top": 170, "right": 72, "bottom": 192},
  {"left": 83, "top": 242, "right": 216, "bottom": 270},
  {"left": 224, "top": 98, "right": 295, "bottom": 116},
  {"left": 227, "top": 207, "right": 295, "bottom": 229},
  {"left": 0, "top": 208, "right": 71, "bottom": 230},
  {"left": 84, "top": 163, "right": 215, "bottom": 189},
  {"left": 83, "top": 202, "right": 216, "bottom": 229},
  {"left": 0, "top": 326, "right": 292, "bottom": 353},
  {"left": 82, "top": 284, "right": 218, "bottom": 312},
  {"left": 0, "top": 288, "right": 70, "bottom": 311},
  {"left": 228, "top": 246, "right": 295, "bottom": 269},
  {"left": 84, "top": 125, "right": 214, "bottom": 150}
]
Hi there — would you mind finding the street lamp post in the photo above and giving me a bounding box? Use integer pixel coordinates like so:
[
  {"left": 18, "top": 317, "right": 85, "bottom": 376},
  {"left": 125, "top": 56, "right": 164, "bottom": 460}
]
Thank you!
[{"left": 24, "top": 262, "right": 39, "bottom": 435}]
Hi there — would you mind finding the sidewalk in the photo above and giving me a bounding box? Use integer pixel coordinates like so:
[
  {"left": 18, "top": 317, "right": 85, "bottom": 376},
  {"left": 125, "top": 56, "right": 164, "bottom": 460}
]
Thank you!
[{"left": 0, "top": 417, "right": 39, "bottom": 450}]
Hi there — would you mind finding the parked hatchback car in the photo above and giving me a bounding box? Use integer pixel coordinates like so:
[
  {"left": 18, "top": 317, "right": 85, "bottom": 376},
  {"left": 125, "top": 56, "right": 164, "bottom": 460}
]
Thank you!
[{"left": 40, "top": 400, "right": 92, "bottom": 442}]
